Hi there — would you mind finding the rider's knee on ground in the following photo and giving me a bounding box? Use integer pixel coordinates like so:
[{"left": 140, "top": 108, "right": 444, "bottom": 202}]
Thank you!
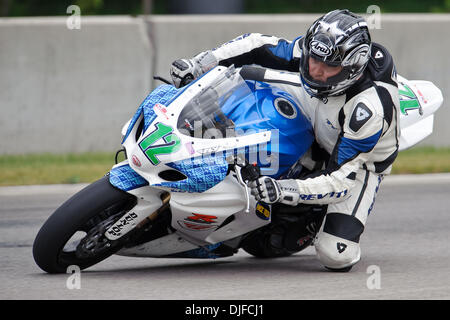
[
  {"left": 314, "top": 231, "right": 361, "bottom": 269},
  {"left": 314, "top": 212, "right": 364, "bottom": 270}
]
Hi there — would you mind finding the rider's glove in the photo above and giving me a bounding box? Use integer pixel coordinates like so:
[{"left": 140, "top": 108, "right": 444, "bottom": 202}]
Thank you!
[
  {"left": 170, "top": 58, "right": 202, "bottom": 88},
  {"left": 170, "top": 51, "right": 218, "bottom": 88},
  {"left": 248, "top": 177, "right": 300, "bottom": 206}
]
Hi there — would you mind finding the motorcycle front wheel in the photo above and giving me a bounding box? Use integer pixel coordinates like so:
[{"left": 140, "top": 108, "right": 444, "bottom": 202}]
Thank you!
[{"left": 32, "top": 175, "right": 137, "bottom": 274}]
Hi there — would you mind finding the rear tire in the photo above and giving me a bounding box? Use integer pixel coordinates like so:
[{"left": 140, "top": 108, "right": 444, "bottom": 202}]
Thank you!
[{"left": 32, "top": 175, "right": 137, "bottom": 273}]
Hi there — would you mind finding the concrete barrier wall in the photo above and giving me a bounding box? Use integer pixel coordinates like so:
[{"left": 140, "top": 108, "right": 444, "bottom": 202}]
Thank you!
[
  {"left": 0, "top": 16, "right": 152, "bottom": 154},
  {"left": 0, "top": 14, "right": 449, "bottom": 155}
]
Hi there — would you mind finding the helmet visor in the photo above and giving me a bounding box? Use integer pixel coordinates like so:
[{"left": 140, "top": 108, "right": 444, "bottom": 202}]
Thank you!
[{"left": 299, "top": 52, "right": 351, "bottom": 91}]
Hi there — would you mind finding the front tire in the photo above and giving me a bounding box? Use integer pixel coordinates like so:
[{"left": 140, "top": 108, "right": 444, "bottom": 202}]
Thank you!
[{"left": 33, "top": 175, "right": 137, "bottom": 273}]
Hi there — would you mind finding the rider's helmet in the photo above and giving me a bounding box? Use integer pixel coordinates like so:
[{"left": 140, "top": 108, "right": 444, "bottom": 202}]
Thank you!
[{"left": 299, "top": 9, "right": 372, "bottom": 99}]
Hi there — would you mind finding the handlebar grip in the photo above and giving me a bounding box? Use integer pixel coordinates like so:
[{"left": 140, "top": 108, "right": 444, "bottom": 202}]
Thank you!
[
  {"left": 240, "top": 163, "right": 261, "bottom": 182},
  {"left": 180, "top": 74, "right": 194, "bottom": 87}
]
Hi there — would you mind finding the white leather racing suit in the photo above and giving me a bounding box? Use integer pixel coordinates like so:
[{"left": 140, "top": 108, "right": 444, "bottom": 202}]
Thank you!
[{"left": 191, "top": 33, "right": 400, "bottom": 269}]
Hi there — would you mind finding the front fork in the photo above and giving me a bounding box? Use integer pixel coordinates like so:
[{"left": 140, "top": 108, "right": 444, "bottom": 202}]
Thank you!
[
  {"left": 104, "top": 191, "right": 170, "bottom": 241},
  {"left": 105, "top": 162, "right": 170, "bottom": 241}
]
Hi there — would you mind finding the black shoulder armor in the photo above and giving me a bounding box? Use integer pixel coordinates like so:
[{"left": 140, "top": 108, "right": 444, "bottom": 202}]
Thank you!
[
  {"left": 345, "top": 42, "right": 397, "bottom": 102},
  {"left": 366, "top": 42, "right": 397, "bottom": 87}
]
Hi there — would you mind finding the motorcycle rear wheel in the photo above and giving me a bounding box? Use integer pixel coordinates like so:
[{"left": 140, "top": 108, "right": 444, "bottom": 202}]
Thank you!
[{"left": 32, "top": 175, "right": 137, "bottom": 274}]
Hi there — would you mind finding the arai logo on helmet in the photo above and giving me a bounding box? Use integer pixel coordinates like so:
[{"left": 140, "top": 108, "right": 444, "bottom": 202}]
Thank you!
[{"left": 310, "top": 40, "right": 332, "bottom": 57}]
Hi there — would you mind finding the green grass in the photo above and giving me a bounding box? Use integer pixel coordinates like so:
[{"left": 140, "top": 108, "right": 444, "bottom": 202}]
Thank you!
[
  {"left": 0, "top": 147, "right": 449, "bottom": 186},
  {"left": 0, "top": 152, "right": 120, "bottom": 186},
  {"left": 391, "top": 147, "right": 450, "bottom": 174}
]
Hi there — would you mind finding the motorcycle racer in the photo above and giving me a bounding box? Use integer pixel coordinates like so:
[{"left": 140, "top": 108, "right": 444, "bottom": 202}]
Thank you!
[{"left": 170, "top": 9, "right": 400, "bottom": 272}]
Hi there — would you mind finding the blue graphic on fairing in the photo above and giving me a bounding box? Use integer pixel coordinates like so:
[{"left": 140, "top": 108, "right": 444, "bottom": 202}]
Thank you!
[
  {"left": 122, "top": 84, "right": 181, "bottom": 144},
  {"left": 109, "top": 164, "right": 148, "bottom": 191},
  {"left": 167, "top": 242, "right": 223, "bottom": 258},
  {"left": 154, "top": 154, "right": 229, "bottom": 193},
  {"left": 154, "top": 78, "right": 313, "bottom": 193},
  {"left": 113, "top": 85, "right": 183, "bottom": 191},
  {"left": 221, "top": 80, "right": 314, "bottom": 178},
  {"left": 114, "top": 70, "right": 314, "bottom": 193}
]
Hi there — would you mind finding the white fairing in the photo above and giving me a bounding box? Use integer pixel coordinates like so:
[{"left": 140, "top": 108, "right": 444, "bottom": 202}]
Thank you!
[
  {"left": 117, "top": 233, "right": 199, "bottom": 257},
  {"left": 117, "top": 174, "right": 271, "bottom": 257},
  {"left": 116, "top": 67, "right": 272, "bottom": 257},
  {"left": 122, "top": 67, "right": 271, "bottom": 188},
  {"left": 397, "top": 75, "right": 443, "bottom": 151},
  {"left": 170, "top": 174, "right": 270, "bottom": 244}
]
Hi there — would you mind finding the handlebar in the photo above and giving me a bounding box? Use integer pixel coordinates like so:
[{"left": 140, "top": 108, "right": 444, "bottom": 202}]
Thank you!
[
  {"left": 180, "top": 74, "right": 194, "bottom": 87},
  {"left": 240, "top": 162, "right": 261, "bottom": 182},
  {"left": 234, "top": 161, "right": 261, "bottom": 214},
  {"left": 153, "top": 74, "right": 193, "bottom": 88}
]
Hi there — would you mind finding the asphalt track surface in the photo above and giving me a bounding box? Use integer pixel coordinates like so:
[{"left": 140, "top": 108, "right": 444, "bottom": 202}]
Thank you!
[{"left": 1, "top": 173, "right": 449, "bottom": 300}]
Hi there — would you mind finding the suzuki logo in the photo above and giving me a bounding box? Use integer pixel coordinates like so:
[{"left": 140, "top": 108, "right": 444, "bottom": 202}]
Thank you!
[{"left": 186, "top": 213, "right": 218, "bottom": 224}]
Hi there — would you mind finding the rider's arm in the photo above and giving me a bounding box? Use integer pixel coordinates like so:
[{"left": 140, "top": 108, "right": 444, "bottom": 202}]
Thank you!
[
  {"left": 170, "top": 33, "right": 302, "bottom": 87},
  {"left": 250, "top": 94, "right": 386, "bottom": 206},
  {"left": 211, "top": 33, "right": 302, "bottom": 71}
]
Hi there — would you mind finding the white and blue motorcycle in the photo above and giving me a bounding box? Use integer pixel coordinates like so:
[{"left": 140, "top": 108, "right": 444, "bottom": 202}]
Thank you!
[{"left": 33, "top": 66, "right": 442, "bottom": 273}]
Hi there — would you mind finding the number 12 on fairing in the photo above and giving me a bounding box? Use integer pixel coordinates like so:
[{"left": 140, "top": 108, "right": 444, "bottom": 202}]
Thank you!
[{"left": 139, "top": 122, "right": 181, "bottom": 165}]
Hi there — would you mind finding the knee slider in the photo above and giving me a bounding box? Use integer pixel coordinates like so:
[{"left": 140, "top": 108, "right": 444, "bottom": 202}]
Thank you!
[
  {"left": 314, "top": 213, "right": 364, "bottom": 269},
  {"left": 315, "top": 232, "right": 361, "bottom": 269}
]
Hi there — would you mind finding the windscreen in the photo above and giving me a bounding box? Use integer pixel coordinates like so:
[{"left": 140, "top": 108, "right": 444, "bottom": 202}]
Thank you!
[{"left": 177, "top": 67, "right": 253, "bottom": 139}]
